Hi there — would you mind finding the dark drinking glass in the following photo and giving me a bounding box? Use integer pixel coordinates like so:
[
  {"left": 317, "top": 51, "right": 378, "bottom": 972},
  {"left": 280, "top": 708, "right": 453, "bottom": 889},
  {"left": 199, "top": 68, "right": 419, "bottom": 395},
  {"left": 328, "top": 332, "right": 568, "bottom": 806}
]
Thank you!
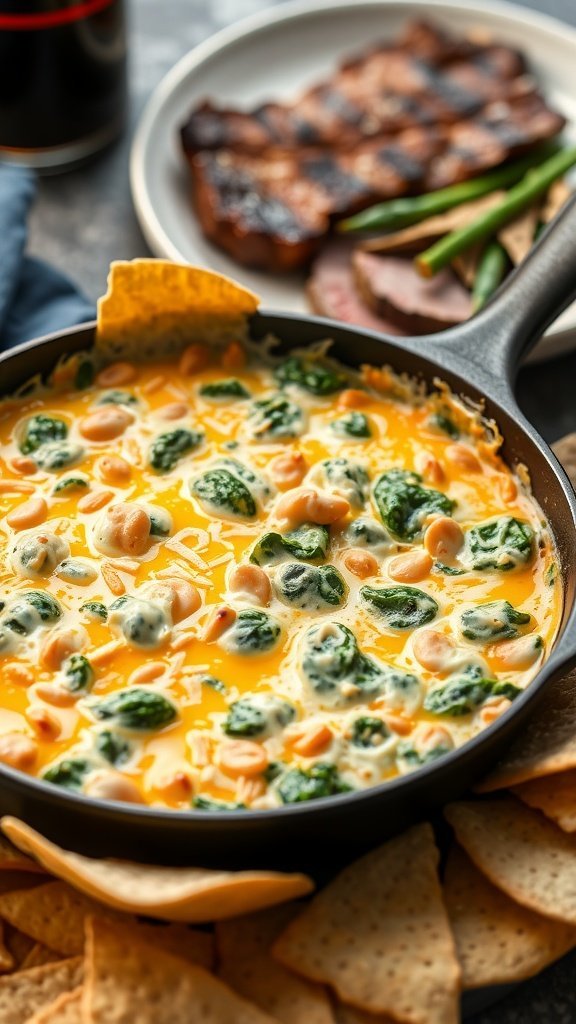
[{"left": 0, "top": 0, "right": 127, "bottom": 170}]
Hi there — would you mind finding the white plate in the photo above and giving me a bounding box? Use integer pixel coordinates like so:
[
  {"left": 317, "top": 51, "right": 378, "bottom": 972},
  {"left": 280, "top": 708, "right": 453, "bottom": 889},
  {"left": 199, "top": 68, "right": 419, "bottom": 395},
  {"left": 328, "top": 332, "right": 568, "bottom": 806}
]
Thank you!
[{"left": 130, "top": 0, "right": 576, "bottom": 361}]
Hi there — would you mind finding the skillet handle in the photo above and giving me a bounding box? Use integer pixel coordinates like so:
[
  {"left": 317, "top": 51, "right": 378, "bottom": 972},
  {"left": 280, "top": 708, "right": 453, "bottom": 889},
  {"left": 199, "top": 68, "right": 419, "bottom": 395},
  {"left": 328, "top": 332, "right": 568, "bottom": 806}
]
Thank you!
[{"left": 429, "top": 192, "right": 576, "bottom": 383}]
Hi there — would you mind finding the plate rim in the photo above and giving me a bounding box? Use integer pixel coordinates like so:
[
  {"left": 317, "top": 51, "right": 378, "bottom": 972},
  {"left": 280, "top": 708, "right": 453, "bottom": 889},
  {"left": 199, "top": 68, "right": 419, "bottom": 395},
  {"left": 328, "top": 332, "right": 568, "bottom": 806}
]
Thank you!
[{"left": 129, "top": 0, "right": 576, "bottom": 353}]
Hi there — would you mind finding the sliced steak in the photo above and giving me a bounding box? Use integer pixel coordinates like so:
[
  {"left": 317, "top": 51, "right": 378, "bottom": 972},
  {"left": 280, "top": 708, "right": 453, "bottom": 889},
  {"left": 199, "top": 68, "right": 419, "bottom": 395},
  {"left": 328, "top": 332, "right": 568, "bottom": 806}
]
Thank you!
[
  {"left": 353, "top": 249, "right": 472, "bottom": 333},
  {"left": 307, "top": 242, "right": 403, "bottom": 334}
]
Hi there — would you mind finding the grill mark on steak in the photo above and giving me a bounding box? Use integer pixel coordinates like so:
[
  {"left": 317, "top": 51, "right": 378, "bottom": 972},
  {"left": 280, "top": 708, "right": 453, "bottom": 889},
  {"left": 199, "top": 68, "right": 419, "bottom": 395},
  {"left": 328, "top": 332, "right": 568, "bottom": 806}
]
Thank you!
[{"left": 181, "top": 19, "right": 566, "bottom": 270}]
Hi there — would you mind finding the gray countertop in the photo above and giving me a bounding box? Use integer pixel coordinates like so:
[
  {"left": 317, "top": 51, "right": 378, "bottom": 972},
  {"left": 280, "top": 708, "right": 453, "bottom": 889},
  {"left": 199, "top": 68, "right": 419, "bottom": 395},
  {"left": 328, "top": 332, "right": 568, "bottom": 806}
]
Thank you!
[{"left": 24, "top": 1, "right": 576, "bottom": 1021}]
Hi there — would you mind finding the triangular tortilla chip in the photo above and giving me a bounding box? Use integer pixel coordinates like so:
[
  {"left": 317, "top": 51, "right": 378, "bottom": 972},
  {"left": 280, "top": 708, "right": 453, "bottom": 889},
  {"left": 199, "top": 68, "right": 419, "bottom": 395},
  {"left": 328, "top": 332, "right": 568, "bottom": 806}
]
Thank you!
[
  {"left": 5, "top": 926, "right": 36, "bottom": 968},
  {"left": 217, "top": 904, "right": 334, "bottom": 1024},
  {"left": 273, "top": 823, "right": 460, "bottom": 1024},
  {"left": 497, "top": 204, "right": 540, "bottom": 264},
  {"left": 0, "top": 920, "right": 15, "bottom": 974},
  {"left": 443, "top": 844, "right": 576, "bottom": 987},
  {"left": 512, "top": 769, "right": 576, "bottom": 832},
  {"left": 25, "top": 987, "right": 82, "bottom": 1024},
  {"left": 0, "top": 835, "right": 45, "bottom": 873},
  {"left": 0, "top": 957, "right": 82, "bottom": 1024},
  {"left": 96, "top": 260, "right": 259, "bottom": 360},
  {"left": 445, "top": 798, "right": 576, "bottom": 924},
  {"left": 477, "top": 669, "right": 576, "bottom": 791},
  {"left": 0, "top": 878, "right": 214, "bottom": 966},
  {"left": 1, "top": 818, "right": 313, "bottom": 923},
  {"left": 83, "top": 916, "right": 279, "bottom": 1024}
]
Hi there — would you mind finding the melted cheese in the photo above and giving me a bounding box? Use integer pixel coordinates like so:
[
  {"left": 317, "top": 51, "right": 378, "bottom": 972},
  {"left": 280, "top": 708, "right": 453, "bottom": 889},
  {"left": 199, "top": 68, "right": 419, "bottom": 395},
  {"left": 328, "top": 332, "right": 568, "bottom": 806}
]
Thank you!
[{"left": 0, "top": 345, "right": 561, "bottom": 811}]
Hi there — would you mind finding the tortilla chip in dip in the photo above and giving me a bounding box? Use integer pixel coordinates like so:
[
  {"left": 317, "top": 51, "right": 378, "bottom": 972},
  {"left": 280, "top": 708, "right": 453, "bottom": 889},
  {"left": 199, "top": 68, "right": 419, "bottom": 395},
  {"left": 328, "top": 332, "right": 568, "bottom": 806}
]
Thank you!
[
  {"left": 96, "top": 260, "right": 259, "bottom": 360},
  {"left": 1, "top": 818, "right": 313, "bottom": 923},
  {"left": 273, "top": 823, "right": 460, "bottom": 1024}
]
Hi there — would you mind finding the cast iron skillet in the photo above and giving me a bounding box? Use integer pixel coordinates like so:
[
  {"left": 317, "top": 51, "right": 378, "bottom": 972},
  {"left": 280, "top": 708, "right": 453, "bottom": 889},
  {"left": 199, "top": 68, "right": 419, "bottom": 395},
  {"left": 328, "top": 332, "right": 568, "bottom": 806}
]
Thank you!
[{"left": 1, "top": 200, "right": 576, "bottom": 870}]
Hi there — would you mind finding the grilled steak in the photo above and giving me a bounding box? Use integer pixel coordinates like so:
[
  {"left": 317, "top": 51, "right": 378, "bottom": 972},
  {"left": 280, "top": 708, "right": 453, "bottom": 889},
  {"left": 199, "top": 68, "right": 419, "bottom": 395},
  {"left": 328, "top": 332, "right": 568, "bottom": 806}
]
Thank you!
[
  {"left": 181, "top": 19, "right": 565, "bottom": 271},
  {"left": 307, "top": 242, "right": 403, "bottom": 334},
  {"left": 353, "top": 249, "right": 472, "bottom": 333}
]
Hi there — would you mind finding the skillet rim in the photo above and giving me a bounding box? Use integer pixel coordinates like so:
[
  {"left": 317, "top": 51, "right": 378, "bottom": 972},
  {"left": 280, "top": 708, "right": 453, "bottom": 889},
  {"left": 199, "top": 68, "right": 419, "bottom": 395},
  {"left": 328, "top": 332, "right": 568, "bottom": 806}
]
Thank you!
[{"left": 0, "top": 313, "right": 575, "bottom": 834}]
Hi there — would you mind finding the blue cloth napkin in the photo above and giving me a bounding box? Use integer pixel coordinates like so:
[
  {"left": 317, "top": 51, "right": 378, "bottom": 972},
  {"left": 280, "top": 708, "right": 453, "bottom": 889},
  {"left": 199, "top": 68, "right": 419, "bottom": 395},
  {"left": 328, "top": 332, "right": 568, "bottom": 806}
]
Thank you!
[{"left": 0, "top": 164, "right": 95, "bottom": 352}]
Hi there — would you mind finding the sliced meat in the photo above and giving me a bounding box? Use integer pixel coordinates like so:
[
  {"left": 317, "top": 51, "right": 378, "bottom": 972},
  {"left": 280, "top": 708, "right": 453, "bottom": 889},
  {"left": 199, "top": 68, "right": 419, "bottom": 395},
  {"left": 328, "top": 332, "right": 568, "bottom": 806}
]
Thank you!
[
  {"left": 307, "top": 242, "right": 403, "bottom": 335},
  {"left": 353, "top": 249, "right": 472, "bottom": 333}
]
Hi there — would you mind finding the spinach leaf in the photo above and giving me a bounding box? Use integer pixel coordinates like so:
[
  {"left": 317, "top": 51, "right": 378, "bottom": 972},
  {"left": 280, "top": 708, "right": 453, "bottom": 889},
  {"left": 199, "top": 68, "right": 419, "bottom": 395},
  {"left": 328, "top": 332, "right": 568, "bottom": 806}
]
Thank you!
[
  {"left": 63, "top": 654, "right": 94, "bottom": 693},
  {"left": 424, "top": 665, "right": 521, "bottom": 717},
  {"left": 20, "top": 414, "right": 67, "bottom": 454},
  {"left": 193, "top": 796, "right": 245, "bottom": 812},
  {"left": 80, "top": 601, "right": 108, "bottom": 622},
  {"left": 275, "top": 356, "right": 347, "bottom": 395},
  {"left": 251, "top": 523, "right": 329, "bottom": 566},
  {"left": 109, "top": 596, "right": 170, "bottom": 649},
  {"left": 351, "top": 716, "right": 390, "bottom": 748},
  {"left": 434, "top": 562, "right": 466, "bottom": 576},
  {"left": 97, "top": 390, "right": 138, "bottom": 406},
  {"left": 331, "top": 411, "right": 371, "bottom": 439},
  {"left": 96, "top": 730, "right": 131, "bottom": 766},
  {"left": 35, "top": 442, "right": 84, "bottom": 471},
  {"left": 192, "top": 468, "right": 256, "bottom": 519},
  {"left": 221, "top": 609, "right": 281, "bottom": 654},
  {"left": 3, "top": 591, "right": 62, "bottom": 635},
  {"left": 75, "top": 359, "right": 94, "bottom": 390},
  {"left": 11, "top": 532, "right": 69, "bottom": 579},
  {"left": 320, "top": 458, "right": 369, "bottom": 507},
  {"left": 57, "top": 559, "right": 98, "bottom": 584},
  {"left": 150, "top": 428, "right": 203, "bottom": 472},
  {"left": 397, "top": 741, "right": 452, "bottom": 768},
  {"left": 345, "top": 516, "right": 391, "bottom": 553},
  {"left": 361, "top": 585, "right": 438, "bottom": 630},
  {"left": 248, "top": 394, "right": 304, "bottom": 440},
  {"left": 43, "top": 758, "right": 91, "bottom": 790},
  {"left": 92, "top": 688, "right": 177, "bottom": 730},
  {"left": 301, "top": 623, "right": 359, "bottom": 693},
  {"left": 53, "top": 476, "right": 89, "bottom": 494},
  {"left": 200, "top": 378, "right": 250, "bottom": 399},
  {"left": 373, "top": 469, "right": 454, "bottom": 541},
  {"left": 460, "top": 600, "right": 531, "bottom": 642},
  {"left": 428, "top": 412, "right": 459, "bottom": 438},
  {"left": 199, "top": 674, "right": 227, "bottom": 694},
  {"left": 275, "top": 562, "right": 347, "bottom": 610},
  {"left": 217, "top": 458, "right": 271, "bottom": 502},
  {"left": 147, "top": 508, "right": 172, "bottom": 537},
  {"left": 223, "top": 696, "right": 294, "bottom": 738},
  {"left": 278, "top": 763, "right": 352, "bottom": 803},
  {"left": 463, "top": 516, "right": 534, "bottom": 572}
]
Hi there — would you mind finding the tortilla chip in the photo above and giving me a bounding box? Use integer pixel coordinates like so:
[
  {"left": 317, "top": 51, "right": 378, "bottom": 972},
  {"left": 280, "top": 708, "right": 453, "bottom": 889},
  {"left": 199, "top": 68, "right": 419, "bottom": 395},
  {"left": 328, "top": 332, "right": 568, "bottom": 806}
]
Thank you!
[
  {"left": 477, "top": 668, "right": 576, "bottom": 791},
  {"left": 451, "top": 244, "right": 483, "bottom": 288},
  {"left": 0, "top": 957, "right": 82, "bottom": 1024},
  {"left": 21, "top": 944, "right": 63, "bottom": 970},
  {"left": 443, "top": 843, "right": 576, "bottom": 987},
  {"left": 361, "top": 193, "right": 505, "bottom": 255},
  {"left": 96, "top": 260, "right": 259, "bottom": 361},
  {"left": 512, "top": 769, "right": 576, "bottom": 832},
  {"left": 445, "top": 798, "right": 576, "bottom": 924},
  {"left": 552, "top": 433, "right": 576, "bottom": 489},
  {"left": 0, "top": 882, "right": 104, "bottom": 956},
  {"left": 273, "top": 823, "right": 460, "bottom": 1024},
  {"left": 542, "top": 179, "right": 572, "bottom": 223},
  {"left": 217, "top": 904, "right": 334, "bottom": 1024},
  {"left": 25, "top": 987, "right": 82, "bottom": 1024},
  {"left": 0, "top": 835, "right": 45, "bottom": 873},
  {"left": 83, "top": 916, "right": 279, "bottom": 1024},
  {"left": 497, "top": 204, "right": 540, "bottom": 265},
  {"left": 1, "top": 818, "right": 313, "bottom": 923}
]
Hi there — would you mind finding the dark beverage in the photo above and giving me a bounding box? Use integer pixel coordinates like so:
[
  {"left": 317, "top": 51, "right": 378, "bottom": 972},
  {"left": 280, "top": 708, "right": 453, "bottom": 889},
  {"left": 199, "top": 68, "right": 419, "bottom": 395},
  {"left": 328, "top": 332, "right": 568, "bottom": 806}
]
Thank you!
[{"left": 0, "top": 0, "right": 127, "bottom": 170}]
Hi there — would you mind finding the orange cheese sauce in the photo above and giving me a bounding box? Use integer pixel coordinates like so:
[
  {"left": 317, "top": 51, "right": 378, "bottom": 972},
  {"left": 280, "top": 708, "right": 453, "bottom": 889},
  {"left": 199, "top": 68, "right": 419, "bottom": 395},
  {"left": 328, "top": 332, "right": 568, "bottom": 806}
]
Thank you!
[{"left": 0, "top": 344, "right": 562, "bottom": 811}]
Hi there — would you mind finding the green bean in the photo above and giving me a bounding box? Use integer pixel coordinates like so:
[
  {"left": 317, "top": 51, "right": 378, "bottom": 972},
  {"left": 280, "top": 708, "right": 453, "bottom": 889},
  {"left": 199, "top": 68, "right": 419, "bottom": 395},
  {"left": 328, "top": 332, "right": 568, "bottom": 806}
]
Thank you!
[
  {"left": 416, "top": 147, "right": 576, "bottom": 278},
  {"left": 471, "top": 241, "right": 509, "bottom": 312},
  {"left": 337, "top": 144, "right": 560, "bottom": 233}
]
